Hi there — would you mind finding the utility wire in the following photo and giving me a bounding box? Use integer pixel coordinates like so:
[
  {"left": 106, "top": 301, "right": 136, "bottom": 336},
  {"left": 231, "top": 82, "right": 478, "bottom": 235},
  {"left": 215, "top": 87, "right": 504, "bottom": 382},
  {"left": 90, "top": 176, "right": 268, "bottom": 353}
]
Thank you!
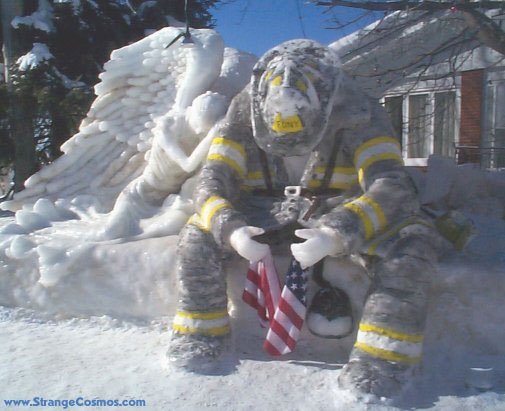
[{"left": 294, "top": 0, "right": 307, "bottom": 38}]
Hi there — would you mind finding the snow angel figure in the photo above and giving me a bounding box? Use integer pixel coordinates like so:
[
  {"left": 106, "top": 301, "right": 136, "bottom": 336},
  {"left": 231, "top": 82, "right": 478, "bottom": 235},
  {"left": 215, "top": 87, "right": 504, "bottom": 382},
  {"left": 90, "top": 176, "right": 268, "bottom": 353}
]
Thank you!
[{"left": 167, "top": 39, "right": 441, "bottom": 399}]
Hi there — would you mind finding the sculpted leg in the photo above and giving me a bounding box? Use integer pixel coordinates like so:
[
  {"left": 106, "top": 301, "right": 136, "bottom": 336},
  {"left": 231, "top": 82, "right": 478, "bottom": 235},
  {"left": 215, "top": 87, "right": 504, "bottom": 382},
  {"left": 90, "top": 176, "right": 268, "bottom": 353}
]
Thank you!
[
  {"left": 167, "top": 222, "right": 231, "bottom": 372},
  {"left": 338, "top": 234, "right": 437, "bottom": 398}
]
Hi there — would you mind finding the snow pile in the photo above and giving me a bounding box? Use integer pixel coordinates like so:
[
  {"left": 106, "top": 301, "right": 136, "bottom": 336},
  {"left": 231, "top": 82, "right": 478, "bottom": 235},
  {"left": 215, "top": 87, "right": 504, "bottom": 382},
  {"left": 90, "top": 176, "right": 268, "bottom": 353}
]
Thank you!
[
  {"left": 11, "top": 0, "right": 55, "bottom": 33},
  {"left": 17, "top": 43, "right": 54, "bottom": 71}
]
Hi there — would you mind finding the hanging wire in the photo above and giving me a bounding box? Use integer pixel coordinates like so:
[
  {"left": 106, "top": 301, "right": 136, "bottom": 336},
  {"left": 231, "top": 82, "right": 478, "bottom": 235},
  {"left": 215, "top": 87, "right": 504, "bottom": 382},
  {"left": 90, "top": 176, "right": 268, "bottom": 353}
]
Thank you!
[
  {"left": 294, "top": 0, "right": 307, "bottom": 38},
  {"left": 165, "top": 0, "right": 194, "bottom": 48}
]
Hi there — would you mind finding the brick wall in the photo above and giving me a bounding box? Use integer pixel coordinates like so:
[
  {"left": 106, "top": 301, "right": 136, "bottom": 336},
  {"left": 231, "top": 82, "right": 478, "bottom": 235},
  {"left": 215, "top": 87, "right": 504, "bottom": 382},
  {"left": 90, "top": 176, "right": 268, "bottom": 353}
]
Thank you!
[{"left": 459, "top": 69, "right": 483, "bottom": 146}]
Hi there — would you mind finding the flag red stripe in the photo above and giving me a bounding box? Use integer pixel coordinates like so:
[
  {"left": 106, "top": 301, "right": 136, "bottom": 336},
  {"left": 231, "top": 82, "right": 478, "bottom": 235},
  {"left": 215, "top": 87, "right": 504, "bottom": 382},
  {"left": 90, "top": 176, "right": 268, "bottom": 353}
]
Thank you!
[
  {"left": 243, "top": 290, "right": 268, "bottom": 322},
  {"left": 263, "top": 339, "right": 282, "bottom": 356},
  {"left": 260, "top": 264, "right": 277, "bottom": 323},
  {"left": 246, "top": 268, "right": 260, "bottom": 286},
  {"left": 278, "top": 297, "right": 304, "bottom": 330},
  {"left": 269, "top": 319, "right": 297, "bottom": 351},
  {"left": 242, "top": 290, "right": 259, "bottom": 309}
]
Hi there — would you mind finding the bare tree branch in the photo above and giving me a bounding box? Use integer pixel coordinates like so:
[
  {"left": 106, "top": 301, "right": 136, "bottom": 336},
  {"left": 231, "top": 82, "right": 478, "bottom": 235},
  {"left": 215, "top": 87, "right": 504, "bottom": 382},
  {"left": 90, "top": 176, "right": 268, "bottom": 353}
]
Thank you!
[{"left": 314, "top": 0, "right": 505, "bottom": 12}]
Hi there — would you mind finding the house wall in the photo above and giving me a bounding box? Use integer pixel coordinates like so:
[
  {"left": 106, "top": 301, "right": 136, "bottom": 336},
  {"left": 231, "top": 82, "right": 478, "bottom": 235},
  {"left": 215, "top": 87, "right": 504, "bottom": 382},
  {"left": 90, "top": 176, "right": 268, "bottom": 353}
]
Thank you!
[{"left": 459, "top": 70, "right": 483, "bottom": 147}]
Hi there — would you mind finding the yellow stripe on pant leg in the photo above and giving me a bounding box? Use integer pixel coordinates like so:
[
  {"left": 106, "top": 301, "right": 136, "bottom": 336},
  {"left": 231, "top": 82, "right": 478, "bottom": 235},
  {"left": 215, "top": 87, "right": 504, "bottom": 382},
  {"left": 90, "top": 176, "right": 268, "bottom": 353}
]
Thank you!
[
  {"left": 176, "top": 310, "right": 229, "bottom": 320},
  {"left": 354, "top": 342, "right": 421, "bottom": 365},
  {"left": 359, "top": 323, "right": 424, "bottom": 343},
  {"left": 173, "top": 324, "right": 231, "bottom": 336}
]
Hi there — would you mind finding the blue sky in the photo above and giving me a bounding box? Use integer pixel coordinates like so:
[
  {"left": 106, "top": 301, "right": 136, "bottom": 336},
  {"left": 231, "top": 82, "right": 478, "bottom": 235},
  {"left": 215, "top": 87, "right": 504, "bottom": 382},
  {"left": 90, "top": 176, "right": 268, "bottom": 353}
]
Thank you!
[{"left": 212, "top": 0, "right": 379, "bottom": 56}]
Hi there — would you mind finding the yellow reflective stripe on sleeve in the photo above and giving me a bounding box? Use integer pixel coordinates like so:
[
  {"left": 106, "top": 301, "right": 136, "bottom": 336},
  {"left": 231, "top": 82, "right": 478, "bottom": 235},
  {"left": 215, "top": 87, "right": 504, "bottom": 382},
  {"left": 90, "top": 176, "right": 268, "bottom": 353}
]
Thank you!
[
  {"left": 187, "top": 214, "right": 208, "bottom": 232},
  {"left": 308, "top": 166, "right": 358, "bottom": 190},
  {"left": 211, "top": 137, "right": 246, "bottom": 157},
  {"left": 247, "top": 171, "right": 264, "bottom": 180},
  {"left": 359, "top": 323, "right": 424, "bottom": 343},
  {"left": 344, "top": 202, "right": 374, "bottom": 240},
  {"left": 241, "top": 170, "right": 266, "bottom": 191},
  {"left": 207, "top": 137, "right": 246, "bottom": 177},
  {"left": 344, "top": 195, "right": 387, "bottom": 240},
  {"left": 176, "top": 310, "right": 229, "bottom": 320},
  {"left": 200, "top": 196, "right": 231, "bottom": 230},
  {"left": 354, "top": 136, "right": 401, "bottom": 165},
  {"left": 354, "top": 137, "right": 403, "bottom": 184},
  {"left": 354, "top": 342, "right": 421, "bottom": 365},
  {"left": 207, "top": 154, "right": 246, "bottom": 177},
  {"left": 358, "top": 195, "right": 387, "bottom": 231},
  {"left": 358, "top": 153, "right": 404, "bottom": 185},
  {"left": 365, "top": 216, "right": 434, "bottom": 255}
]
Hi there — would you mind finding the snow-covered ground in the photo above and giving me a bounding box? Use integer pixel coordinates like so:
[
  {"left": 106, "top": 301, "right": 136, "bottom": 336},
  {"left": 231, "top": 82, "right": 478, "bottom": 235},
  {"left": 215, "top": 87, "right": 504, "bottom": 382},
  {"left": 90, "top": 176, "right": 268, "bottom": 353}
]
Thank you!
[{"left": 2, "top": 206, "right": 505, "bottom": 410}]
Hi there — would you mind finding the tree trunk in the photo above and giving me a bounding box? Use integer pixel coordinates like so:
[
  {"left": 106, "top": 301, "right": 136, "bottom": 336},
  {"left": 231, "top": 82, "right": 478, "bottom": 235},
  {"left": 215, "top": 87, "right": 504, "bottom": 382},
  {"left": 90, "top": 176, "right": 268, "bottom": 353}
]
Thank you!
[{"left": 1, "top": 0, "right": 38, "bottom": 192}]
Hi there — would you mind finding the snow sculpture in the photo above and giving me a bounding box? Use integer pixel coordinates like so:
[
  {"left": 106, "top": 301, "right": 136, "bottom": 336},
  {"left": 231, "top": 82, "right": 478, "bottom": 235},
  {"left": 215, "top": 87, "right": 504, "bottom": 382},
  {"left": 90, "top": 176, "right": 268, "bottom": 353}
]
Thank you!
[
  {"left": 2, "top": 28, "right": 256, "bottom": 218},
  {"left": 0, "top": 27, "right": 257, "bottom": 317},
  {"left": 2, "top": 25, "right": 505, "bottom": 404}
]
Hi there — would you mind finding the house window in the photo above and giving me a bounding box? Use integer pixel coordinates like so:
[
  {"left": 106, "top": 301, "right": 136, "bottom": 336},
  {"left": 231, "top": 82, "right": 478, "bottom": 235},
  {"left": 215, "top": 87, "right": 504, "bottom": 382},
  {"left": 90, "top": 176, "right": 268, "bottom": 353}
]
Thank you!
[
  {"left": 384, "top": 96, "right": 403, "bottom": 145},
  {"left": 383, "top": 90, "right": 458, "bottom": 164},
  {"left": 407, "top": 94, "right": 431, "bottom": 158},
  {"left": 434, "top": 91, "right": 456, "bottom": 157}
]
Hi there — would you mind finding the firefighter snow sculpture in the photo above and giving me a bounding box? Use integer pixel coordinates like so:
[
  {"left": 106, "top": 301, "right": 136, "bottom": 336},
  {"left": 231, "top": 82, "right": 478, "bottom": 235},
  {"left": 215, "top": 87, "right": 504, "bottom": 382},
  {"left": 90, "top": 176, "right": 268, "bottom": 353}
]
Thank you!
[{"left": 167, "top": 39, "right": 441, "bottom": 399}]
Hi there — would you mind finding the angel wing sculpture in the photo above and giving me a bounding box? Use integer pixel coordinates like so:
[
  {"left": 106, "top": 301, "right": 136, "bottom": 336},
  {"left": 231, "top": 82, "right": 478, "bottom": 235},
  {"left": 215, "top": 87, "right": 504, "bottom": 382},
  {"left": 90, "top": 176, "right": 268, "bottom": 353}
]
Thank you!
[{"left": 1, "top": 27, "right": 257, "bottom": 240}]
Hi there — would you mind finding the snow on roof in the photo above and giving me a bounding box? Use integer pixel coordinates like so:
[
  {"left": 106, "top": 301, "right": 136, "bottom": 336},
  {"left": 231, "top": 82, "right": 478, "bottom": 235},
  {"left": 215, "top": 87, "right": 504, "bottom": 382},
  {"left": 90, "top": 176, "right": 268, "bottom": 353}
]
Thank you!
[{"left": 330, "top": 9, "right": 505, "bottom": 97}]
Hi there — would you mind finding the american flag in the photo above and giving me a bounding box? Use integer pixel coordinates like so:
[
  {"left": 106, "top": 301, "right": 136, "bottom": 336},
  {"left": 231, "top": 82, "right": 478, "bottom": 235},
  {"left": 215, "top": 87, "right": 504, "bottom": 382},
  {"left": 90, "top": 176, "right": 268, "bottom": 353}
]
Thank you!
[
  {"left": 242, "top": 253, "right": 281, "bottom": 327},
  {"left": 243, "top": 255, "right": 309, "bottom": 356}
]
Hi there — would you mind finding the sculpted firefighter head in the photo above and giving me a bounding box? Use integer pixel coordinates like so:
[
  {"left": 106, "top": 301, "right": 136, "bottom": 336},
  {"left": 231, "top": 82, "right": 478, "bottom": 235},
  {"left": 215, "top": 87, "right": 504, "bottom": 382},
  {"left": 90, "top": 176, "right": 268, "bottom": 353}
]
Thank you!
[{"left": 251, "top": 39, "right": 342, "bottom": 156}]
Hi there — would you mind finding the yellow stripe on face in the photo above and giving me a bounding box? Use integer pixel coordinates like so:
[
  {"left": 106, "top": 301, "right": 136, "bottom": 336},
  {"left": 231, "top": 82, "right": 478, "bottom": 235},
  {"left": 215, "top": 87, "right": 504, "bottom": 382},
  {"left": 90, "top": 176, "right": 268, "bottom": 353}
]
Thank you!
[
  {"left": 359, "top": 323, "right": 424, "bottom": 343},
  {"left": 296, "top": 79, "right": 307, "bottom": 93},
  {"left": 200, "top": 195, "right": 231, "bottom": 230},
  {"left": 354, "top": 342, "right": 421, "bottom": 365},
  {"left": 207, "top": 137, "right": 247, "bottom": 177},
  {"left": 271, "top": 113, "right": 304, "bottom": 133},
  {"left": 271, "top": 75, "right": 283, "bottom": 86}
]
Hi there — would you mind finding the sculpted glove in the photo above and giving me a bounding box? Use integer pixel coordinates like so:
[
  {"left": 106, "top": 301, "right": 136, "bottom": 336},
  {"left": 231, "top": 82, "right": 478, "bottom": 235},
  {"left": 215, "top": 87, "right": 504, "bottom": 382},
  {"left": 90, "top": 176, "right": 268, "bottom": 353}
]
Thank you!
[
  {"left": 291, "top": 227, "right": 344, "bottom": 269},
  {"left": 229, "top": 226, "right": 271, "bottom": 263}
]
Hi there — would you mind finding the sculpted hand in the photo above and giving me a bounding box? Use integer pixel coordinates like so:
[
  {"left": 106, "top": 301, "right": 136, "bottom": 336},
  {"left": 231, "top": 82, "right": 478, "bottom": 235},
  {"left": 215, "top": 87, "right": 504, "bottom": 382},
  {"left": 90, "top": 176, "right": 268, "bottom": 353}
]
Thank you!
[
  {"left": 291, "top": 227, "right": 344, "bottom": 269},
  {"left": 229, "top": 226, "right": 270, "bottom": 262}
]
